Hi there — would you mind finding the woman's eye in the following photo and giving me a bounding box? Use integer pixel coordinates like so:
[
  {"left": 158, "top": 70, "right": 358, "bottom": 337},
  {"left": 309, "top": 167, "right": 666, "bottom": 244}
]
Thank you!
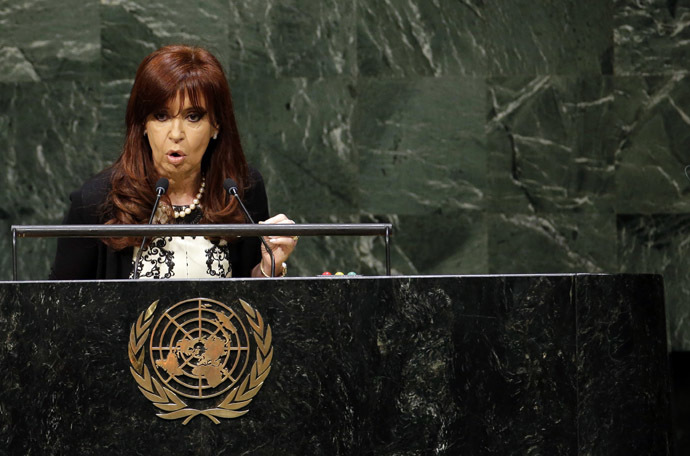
[
  {"left": 154, "top": 112, "right": 168, "bottom": 121},
  {"left": 187, "top": 112, "right": 202, "bottom": 122}
]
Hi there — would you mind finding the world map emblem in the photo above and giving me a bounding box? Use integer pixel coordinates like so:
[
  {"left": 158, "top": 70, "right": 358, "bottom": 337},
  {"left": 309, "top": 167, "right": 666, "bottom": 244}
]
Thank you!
[{"left": 128, "top": 298, "right": 273, "bottom": 424}]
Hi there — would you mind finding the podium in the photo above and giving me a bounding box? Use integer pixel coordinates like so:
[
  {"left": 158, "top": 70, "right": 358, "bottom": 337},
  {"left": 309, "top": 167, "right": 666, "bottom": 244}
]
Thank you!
[{"left": 0, "top": 274, "right": 670, "bottom": 454}]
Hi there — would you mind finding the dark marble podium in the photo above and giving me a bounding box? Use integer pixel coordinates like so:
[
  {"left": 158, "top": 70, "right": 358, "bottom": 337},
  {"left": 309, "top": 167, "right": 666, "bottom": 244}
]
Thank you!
[{"left": 0, "top": 275, "right": 670, "bottom": 455}]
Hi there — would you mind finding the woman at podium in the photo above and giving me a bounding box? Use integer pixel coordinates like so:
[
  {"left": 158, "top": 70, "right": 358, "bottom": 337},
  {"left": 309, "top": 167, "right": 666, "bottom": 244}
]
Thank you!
[{"left": 50, "top": 45, "right": 297, "bottom": 280}]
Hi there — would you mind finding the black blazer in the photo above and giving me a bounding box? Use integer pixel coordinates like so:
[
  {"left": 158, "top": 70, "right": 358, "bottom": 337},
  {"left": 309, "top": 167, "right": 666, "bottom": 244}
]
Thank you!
[{"left": 49, "top": 167, "right": 269, "bottom": 280}]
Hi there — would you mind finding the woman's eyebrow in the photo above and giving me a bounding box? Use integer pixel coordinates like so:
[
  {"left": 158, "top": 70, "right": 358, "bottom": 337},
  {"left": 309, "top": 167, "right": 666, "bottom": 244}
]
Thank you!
[
  {"left": 161, "top": 106, "right": 207, "bottom": 116},
  {"left": 180, "top": 106, "right": 207, "bottom": 114}
]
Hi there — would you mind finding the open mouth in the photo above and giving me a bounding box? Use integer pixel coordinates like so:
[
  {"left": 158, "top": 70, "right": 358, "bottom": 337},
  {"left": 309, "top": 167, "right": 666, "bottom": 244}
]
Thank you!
[{"left": 166, "top": 151, "right": 186, "bottom": 164}]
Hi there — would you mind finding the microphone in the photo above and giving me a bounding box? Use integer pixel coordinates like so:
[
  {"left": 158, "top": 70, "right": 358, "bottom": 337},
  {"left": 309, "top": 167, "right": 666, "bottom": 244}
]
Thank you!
[
  {"left": 223, "top": 178, "right": 275, "bottom": 277},
  {"left": 155, "top": 179, "right": 169, "bottom": 197},
  {"left": 133, "top": 177, "right": 169, "bottom": 279}
]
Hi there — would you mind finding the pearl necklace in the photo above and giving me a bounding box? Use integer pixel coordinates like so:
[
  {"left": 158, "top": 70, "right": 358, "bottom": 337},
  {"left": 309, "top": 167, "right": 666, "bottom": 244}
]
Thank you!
[{"left": 173, "top": 177, "right": 205, "bottom": 219}]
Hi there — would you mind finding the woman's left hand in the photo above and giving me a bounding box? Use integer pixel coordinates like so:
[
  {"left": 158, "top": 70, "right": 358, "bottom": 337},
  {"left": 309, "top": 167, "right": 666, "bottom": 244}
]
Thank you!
[{"left": 256, "top": 213, "right": 298, "bottom": 276}]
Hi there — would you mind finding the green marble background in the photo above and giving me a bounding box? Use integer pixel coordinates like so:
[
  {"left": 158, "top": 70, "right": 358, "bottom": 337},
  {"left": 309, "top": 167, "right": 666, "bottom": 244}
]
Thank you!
[{"left": 2, "top": 0, "right": 690, "bottom": 349}]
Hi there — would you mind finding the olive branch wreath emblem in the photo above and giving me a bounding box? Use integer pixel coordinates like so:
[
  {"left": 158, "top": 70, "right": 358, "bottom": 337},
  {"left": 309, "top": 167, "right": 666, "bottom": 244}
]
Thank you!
[{"left": 128, "top": 298, "right": 273, "bottom": 425}]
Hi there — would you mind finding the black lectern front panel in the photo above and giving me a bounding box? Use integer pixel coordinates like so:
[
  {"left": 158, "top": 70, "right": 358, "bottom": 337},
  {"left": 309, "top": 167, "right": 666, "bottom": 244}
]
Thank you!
[{"left": 0, "top": 275, "right": 669, "bottom": 455}]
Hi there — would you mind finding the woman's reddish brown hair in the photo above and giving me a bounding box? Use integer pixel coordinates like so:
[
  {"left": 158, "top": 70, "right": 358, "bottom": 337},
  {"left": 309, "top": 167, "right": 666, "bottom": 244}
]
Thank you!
[{"left": 103, "top": 45, "right": 249, "bottom": 250}]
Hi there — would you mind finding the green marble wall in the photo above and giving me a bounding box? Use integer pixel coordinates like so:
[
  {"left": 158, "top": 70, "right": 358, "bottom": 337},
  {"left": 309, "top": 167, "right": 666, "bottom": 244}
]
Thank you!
[{"left": 2, "top": 1, "right": 690, "bottom": 348}]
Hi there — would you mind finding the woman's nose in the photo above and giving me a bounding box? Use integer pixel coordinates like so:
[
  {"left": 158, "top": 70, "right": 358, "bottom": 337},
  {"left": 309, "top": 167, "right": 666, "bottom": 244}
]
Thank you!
[{"left": 169, "top": 117, "right": 184, "bottom": 141}]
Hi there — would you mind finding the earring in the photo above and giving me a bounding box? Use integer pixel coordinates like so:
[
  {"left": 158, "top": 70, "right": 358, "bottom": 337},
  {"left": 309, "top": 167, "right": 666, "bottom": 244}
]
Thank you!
[{"left": 213, "top": 132, "right": 218, "bottom": 140}]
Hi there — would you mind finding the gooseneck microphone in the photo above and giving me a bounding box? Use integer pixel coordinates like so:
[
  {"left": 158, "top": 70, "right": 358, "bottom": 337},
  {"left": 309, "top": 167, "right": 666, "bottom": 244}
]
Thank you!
[
  {"left": 133, "top": 177, "right": 169, "bottom": 279},
  {"left": 223, "top": 178, "right": 276, "bottom": 277}
]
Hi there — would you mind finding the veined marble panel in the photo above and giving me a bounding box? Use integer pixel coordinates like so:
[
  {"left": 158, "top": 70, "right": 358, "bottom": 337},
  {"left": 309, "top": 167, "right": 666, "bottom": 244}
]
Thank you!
[
  {"left": 614, "top": 0, "right": 690, "bottom": 75},
  {"left": 0, "top": 276, "right": 670, "bottom": 453},
  {"left": 100, "top": 0, "right": 231, "bottom": 81},
  {"left": 485, "top": 0, "right": 613, "bottom": 76},
  {"left": 0, "top": 82, "right": 103, "bottom": 205},
  {"left": 98, "top": 79, "right": 132, "bottom": 164},
  {"left": 354, "top": 77, "right": 485, "bottom": 215},
  {"left": 381, "top": 211, "right": 487, "bottom": 275},
  {"left": 614, "top": 75, "right": 690, "bottom": 213},
  {"left": 227, "top": 0, "right": 356, "bottom": 79},
  {"left": 285, "top": 210, "right": 487, "bottom": 277},
  {"left": 287, "top": 214, "right": 389, "bottom": 277},
  {"left": 618, "top": 214, "right": 690, "bottom": 351},
  {"left": 0, "top": 82, "right": 101, "bottom": 280},
  {"left": 488, "top": 211, "right": 617, "bottom": 274},
  {"left": 574, "top": 274, "right": 669, "bottom": 453},
  {"left": 0, "top": 0, "right": 100, "bottom": 82},
  {"left": 357, "top": 0, "right": 485, "bottom": 77},
  {"left": 488, "top": 76, "right": 615, "bottom": 213},
  {"left": 1, "top": 221, "right": 56, "bottom": 282},
  {"left": 448, "top": 276, "right": 579, "bottom": 453},
  {"left": 291, "top": 211, "right": 487, "bottom": 277},
  {"left": 232, "top": 77, "right": 358, "bottom": 218}
]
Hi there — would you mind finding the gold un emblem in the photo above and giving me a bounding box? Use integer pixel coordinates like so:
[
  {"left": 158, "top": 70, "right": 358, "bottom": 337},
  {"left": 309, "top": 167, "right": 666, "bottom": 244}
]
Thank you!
[{"left": 128, "top": 298, "right": 273, "bottom": 424}]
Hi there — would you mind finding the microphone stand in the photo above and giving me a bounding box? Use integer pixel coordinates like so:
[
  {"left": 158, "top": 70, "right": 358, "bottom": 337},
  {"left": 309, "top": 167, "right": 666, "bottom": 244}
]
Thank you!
[
  {"left": 133, "top": 180, "right": 168, "bottom": 279},
  {"left": 224, "top": 180, "right": 275, "bottom": 277}
]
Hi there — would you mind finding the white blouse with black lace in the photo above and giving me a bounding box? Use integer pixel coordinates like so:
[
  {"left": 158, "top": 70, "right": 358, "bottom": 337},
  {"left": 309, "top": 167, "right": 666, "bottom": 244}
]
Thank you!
[
  {"left": 130, "top": 204, "right": 234, "bottom": 279},
  {"left": 131, "top": 236, "right": 233, "bottom": 279}
]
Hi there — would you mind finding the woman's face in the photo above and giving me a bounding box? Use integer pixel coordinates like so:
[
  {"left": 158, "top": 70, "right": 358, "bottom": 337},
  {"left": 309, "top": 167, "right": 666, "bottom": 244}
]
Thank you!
[{"left": 145, "top": 93, "right": 218, "bottom": 180}]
